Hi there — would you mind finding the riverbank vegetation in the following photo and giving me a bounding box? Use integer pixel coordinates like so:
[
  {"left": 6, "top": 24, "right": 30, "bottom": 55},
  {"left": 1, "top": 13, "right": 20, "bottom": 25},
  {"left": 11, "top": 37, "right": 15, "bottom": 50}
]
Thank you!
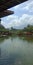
[
  {"left": 10, "top": 25, "right": 33, "bottom": 36},
  {"left": 0, "top": 24, "right": 33, "bottom": 37}
]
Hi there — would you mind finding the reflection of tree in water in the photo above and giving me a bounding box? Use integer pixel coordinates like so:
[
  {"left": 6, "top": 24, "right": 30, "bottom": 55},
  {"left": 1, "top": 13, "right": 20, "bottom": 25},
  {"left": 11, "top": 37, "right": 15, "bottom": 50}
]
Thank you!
[
  {"left": 0, "top": 37, "right": 5, "bottom": 43},
  {"left": 11, "top": 36, "right": 17, "bottom": 41},
  {"left": 19, "top": 36, "right": 33, "bottom": 43},
  {"left": 23, "top": 36, "right": 33, "bottom": 43},
  {"left": 0, "top": 36, "right": 9, "bottom": 43}
]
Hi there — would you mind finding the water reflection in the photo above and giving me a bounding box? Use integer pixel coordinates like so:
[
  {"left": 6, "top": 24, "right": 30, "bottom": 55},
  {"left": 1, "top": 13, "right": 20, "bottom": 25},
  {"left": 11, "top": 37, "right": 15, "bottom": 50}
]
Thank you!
[
  {"left": 0, "top": 36, "right": 33, "bottom": 65},
  {"left": 19, "top": 36, "right": 33, "bottom": 43},
  {"left": 0, "top": 36, "right": 33, "bottom": 43},
  {"left": 0, "top": 36, "right": 9, "bottom": 43},
  {"left": 24, "top": 36, "right": 33, "bottom": 42},
  {"left": 0, "top": 48, "right": 1, "bottom": 58}
]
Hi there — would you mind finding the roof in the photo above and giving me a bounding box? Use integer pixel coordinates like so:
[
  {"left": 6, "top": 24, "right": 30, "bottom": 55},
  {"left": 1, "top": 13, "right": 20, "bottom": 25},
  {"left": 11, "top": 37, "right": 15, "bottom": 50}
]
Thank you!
[
  {"left": 0, "top": 0, "right": 28, "bottom": 12},
  {"left": 0, "top": 0, "right": 28, "bottom": 18},
  {"left": 0, "top": 10, "right": 14, "bottom": 18}
]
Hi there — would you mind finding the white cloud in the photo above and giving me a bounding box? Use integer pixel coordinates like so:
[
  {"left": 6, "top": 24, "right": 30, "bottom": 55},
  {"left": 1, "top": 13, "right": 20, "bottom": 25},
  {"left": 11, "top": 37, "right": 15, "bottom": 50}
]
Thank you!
[
  {"left": 1, "top": 0, "right": 33, "bottom": 29},
  {"left": 7, "top": 15, "right": 18, "bottom": 20},
  {"left": 23, "top": 1, "right": 33, "bottom": 12},
  {"left": 1, "top": 14, "right": 33, "bottom": 29}
]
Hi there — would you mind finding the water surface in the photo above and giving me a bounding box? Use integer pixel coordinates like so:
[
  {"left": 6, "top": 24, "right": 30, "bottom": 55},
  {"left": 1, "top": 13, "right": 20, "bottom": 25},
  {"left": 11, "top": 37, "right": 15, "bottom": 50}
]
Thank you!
[{"left": 0, "top": 36, "right": 33, "bottom": 65}]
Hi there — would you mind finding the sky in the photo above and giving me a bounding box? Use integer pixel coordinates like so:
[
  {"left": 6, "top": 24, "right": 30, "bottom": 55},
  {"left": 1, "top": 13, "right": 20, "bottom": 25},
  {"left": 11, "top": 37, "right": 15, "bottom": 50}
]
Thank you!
[{"left": 1, "top": 0, "right": 33, "bottom": 29}]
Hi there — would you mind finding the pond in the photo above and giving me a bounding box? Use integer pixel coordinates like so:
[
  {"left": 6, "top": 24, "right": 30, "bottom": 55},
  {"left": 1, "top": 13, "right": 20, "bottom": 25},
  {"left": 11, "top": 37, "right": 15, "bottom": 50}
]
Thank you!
[{"left": 0, "top": 36, "right": 33, "bottom": 65}]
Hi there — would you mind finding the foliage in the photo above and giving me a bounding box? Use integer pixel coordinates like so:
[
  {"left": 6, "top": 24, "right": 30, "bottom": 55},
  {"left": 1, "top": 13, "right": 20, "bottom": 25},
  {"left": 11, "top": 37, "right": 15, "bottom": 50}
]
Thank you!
[{"left": 23, "top": 25, "right": 33, "bottom": 32}]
